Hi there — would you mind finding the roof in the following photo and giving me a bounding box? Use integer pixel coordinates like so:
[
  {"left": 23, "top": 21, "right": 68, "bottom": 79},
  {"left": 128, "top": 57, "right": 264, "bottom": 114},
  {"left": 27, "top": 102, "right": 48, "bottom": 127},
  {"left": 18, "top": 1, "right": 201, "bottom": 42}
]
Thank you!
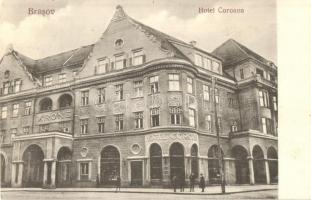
[
  {"left": 13, "top": 44, "right": 94, "bottom": 76},
  {"left": 212, "top": 39, "right": 276, "bottom": 69}
]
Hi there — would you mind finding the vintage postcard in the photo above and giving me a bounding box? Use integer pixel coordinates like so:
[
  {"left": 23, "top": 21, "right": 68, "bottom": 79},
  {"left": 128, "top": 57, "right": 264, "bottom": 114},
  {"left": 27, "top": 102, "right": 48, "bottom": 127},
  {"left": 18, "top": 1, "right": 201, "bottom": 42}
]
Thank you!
[{"left": 2, "top": 0, "right": 307, "bottom": 199}]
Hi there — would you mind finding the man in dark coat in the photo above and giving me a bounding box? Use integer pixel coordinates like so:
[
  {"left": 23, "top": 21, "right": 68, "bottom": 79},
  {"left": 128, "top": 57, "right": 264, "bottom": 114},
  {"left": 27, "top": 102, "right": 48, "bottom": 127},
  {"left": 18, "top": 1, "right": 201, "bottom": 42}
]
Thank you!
[
  {"left": 115, "top": 175, "right": 121, "bottom": 192},
  {"left": 179, "top": 175, "right": 185, "bottom": 192},
  {"left": 199, "top": 174, "right": 206, "bottom": 192},
  {"left": 189, "top": 173, "right": 195, "bottom": 192},
  {"left": 172, "top": 175, "right": 177, "bottom": 192}
]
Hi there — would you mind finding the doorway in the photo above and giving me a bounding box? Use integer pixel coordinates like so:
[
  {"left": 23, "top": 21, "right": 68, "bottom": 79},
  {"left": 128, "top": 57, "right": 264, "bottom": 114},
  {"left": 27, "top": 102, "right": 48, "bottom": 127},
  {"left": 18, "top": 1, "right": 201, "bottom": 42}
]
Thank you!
[{"left": 131, "top": 161, "right": 143, "bottom": 186}]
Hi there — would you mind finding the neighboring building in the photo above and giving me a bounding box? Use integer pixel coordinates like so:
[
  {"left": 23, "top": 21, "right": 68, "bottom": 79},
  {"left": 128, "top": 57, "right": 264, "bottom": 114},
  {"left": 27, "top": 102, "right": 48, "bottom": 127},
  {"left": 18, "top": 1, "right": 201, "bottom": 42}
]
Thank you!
[{"left": 0, "top": 6, "right": 277, "bottom": 188}]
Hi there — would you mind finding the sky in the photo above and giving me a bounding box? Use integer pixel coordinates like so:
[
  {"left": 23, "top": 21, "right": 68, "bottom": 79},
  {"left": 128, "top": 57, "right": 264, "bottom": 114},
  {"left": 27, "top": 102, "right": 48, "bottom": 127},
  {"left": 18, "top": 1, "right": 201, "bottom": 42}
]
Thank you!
[{"left": 0, "top": 0, "right": 276, "bottom": 63}]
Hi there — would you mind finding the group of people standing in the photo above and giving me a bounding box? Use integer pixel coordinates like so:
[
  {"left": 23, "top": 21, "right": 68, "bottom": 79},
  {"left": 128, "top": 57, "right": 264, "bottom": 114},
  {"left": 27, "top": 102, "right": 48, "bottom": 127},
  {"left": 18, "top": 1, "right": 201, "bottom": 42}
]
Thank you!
[{"left": 172, "top": 173, "right": 206, "bottom": 192}]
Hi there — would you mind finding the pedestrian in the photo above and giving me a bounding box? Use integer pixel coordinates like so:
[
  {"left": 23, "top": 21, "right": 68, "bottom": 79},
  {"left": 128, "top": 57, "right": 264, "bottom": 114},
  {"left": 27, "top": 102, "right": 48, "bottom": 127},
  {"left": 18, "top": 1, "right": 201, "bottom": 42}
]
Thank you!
[
  {"left": 115, "top": 175, "right": 121, "bottom": 192},
  {"left": 189, "top": 173, "right": 195, "bottom": 192},
  {"left": 199, "top": 174, "right": 206, "bottom": 192},
  {"left": 96, "top": 174, "right": 100, "bottom": 188},
  {"left": 172, "top": 175, "right": 177, "bottom": 192},
  {"left": 179, "top": 175, "right": 185, "bottom": 192}
]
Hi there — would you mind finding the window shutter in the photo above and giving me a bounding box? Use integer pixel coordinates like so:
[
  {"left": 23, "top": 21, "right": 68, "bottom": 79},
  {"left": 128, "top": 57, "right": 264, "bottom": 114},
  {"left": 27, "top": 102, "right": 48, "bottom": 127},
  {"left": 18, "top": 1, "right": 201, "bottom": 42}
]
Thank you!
[
  {"left": 129, "top": 58, "right": 132, "bottom": 66},
  {"left": 123, "top": 58, "right": 127, "bottom": 68}
]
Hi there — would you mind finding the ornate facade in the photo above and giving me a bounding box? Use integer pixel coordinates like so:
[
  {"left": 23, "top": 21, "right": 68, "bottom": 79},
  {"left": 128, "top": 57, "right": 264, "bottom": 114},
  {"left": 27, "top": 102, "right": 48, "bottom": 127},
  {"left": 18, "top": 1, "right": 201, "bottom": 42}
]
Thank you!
[{"left": 0, "top": 6, "right": 278, "bottom": 188}]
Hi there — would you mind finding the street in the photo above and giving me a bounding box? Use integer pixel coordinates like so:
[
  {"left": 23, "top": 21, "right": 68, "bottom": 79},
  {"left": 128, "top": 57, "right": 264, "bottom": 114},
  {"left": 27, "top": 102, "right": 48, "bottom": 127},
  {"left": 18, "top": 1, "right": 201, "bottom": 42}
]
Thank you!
[{"left": 1, "top": 190, "right": 277, "bottom": 200}]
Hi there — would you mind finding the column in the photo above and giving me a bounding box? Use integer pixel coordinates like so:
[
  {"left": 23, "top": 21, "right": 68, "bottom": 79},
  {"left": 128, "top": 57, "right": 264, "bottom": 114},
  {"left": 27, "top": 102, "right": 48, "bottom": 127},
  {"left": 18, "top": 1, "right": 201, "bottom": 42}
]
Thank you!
[
  {"left": 17, "top": 163, "right": 23, "bottom": 186},
  {"left": 248, "top": 156, "right": 255, "bottom": 185},
  {"left": 145, "top": 158, "right": 150, "bottom": 185},
  {"left": 11, "top": 163, "right": 16, "bottom": 187},
  {"left": 43, "top": 161, "right": 48, "bottom": 186},
  {"left": 184, "top": 156, "right": 191, "bottom": 184},
  {"left": 265, "top": 159, "right": 271, "bottom": 184},
  {"left": 51, "top": 161, "right": 56, "bottom": 187}
]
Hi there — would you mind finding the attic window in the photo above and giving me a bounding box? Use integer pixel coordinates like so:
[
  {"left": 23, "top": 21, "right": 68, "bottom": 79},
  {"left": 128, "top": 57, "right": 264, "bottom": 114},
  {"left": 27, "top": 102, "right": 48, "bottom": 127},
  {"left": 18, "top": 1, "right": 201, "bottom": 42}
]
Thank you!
[
  {"left": 115, "top": 39, "right": 124, "bottom": 48},
  {"left": 4, "top": 70, "right": 10, "bottom": 79}
]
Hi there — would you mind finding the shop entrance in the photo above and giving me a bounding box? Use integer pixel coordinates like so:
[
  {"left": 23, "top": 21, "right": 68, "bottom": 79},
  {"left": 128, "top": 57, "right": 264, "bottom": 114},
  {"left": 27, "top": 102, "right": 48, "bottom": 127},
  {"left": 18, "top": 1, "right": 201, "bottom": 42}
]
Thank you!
[
  {"left": 22, "top": 144, "right": 44, "bottom": 187},
  {"left": 131, "top": 161, "right": 143, "bottom": 186},
  {"left": 169, "top": 142, "right": 185, "bottom": 182},
  {"left": 100, "top": 146, "right": 120, "bottom": 186}
]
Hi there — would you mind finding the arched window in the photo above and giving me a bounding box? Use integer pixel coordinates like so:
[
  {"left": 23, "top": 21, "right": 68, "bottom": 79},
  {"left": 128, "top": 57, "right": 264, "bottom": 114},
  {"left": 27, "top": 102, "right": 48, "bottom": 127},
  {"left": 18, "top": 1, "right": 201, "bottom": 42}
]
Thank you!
[
  {"left": 150, "top": 143, "right": 162, "bottom": 180},
  {"left": 190, "top": 144, "right": 198, "bottom": 178},
  {"left": 100, "top": 146, "right": 120, "bottom": 185},
  {"left": 232, "top": 146, "right": 249, "bottom": 184},
  {"left": 208, "top": 145, "right": 223, "bottom": 184},
  {"left": 267, "top": 147, "right": 278, "bottom": 183},
  {"left": 169, "top": 142, "right": 185, "bottom": 181},
  {"left": 252, "top": 145, "right": 266, "bottom": 183},
  {"left": 58, "top": 94, "right": 72, "bottom": 109},
  {"left": 40, "top": 98, "right": 52, "bottom": 111}
]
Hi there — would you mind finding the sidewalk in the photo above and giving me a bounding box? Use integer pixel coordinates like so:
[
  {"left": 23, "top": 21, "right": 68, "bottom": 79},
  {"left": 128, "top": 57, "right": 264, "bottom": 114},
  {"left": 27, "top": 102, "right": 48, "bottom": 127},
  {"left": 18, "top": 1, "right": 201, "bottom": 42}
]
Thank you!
[{"left": 1, "top": 184, "right": 277, "bottom": 195}]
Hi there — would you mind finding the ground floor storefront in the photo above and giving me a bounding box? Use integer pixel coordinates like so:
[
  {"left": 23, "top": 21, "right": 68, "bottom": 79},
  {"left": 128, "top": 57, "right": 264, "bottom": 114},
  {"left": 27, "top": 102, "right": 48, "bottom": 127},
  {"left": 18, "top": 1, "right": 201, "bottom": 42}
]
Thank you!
[{"left": 0, "top": 131, "right": 278, "bottom": 188}]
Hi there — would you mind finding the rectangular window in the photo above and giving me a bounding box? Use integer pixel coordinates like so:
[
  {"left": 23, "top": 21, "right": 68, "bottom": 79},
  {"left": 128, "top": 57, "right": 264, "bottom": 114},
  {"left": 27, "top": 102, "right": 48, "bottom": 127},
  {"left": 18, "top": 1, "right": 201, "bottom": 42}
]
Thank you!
[
  {"left": 80, "top": 162, "right": 89, "bottom": 180},
  {"left": 259, "top": 90, "right": 269, "bottom": 107},
  {"left": 80, "top": 119, "right": 88, "bottom": 134},
  {"left": 3, "top": 82, "right": 9, "bottom": 95},
  {"left": 115, "top": 54, "right": 125, "bottom": 70},
  {"left": 24, "top": 101, "right": 32, "bottom": 115},
  {"left": 240, "top": 68, "right": 244, "bottom": 79},
  {"left": 189, "top": 108, "right": 195, "bottom": 127},
  {"left": 214, "top": 88, "right": 219, "bottom": 104},
  {"left": 203, "top": 85, "right": 210, "bottom": 101},
  {"left": 23, "top": 126, "right": 30, "bottom": 135},
  {"left": 39, "top": 124, "right": 49, "bottom": 132},
  {"left": 97, "top": 88, "right": 105, "bottom": 104},
  {"left": 12, "top": 104, "right": 19, "bottom": 117},
  {"left": 170, "top": 107, "right": 182, "bottom": 125},
  {"left": 81, "top": 91, "right": 89, "bottom": 106},
  {"left": 206, "top": 115, "right": 212, "bottom": 131},
  {"left": 14, "top": 79, "right": 22, "bottom": 92},
  {"left": 134, "top": 80, "right": 143, "bottom": 97},
  {"left": 168, "top": 74, "right": 180, "bottom": 91},
  {"left": 273, "top": 96, "right": 277, "bottom": 111},
  {"left": 1, "top": 106, "right": 7, "bottom": 119},
  {"left": 59, "top": 121, "right": 70, "bottom": 133},
  {"left": 58, "top": 74, "right": 66, "bottom": 83},
  {"left": 195, "top": 54, "right": 203, "bottom": 66},
  {"left": 150, "top": 108, "right": 160, "bottom": 127},
  {"left": 11, "top": 128, "right": 17, "bottom": 135},
  {"left": 132, "top": 50, "right": 144, "bottom": 66},
  {"left": 134, "top": 112, "right": 143, "bottom": 129},
  {"left": 150, "top": 76, "right": 159, "bottom": 94},
  {"left": 256, "top": 68, "right": 264, "bottom": 77},
  {"left": 212, "top": 61, "right": 220, "bottom": 73},
  {"left": 97, "top": 117, "right": 105, "bottom": 133},
  {"left": 115, "top": 114, "right": 124, "bottom": 131},
  {"left": 44, "top": 76, "right": 53, "bottom": 86},
  {"left": 187, "top": 77, "right": 193, "bottom": 94},
  {"left": 262, "top": 118, "right": 267, "bottom": 134},
  {"left": 203, "top": 57, "right": 211, "bottom": 70},
  {"left": 115, "top": 84, "right": 124, "bottom": 101},
  {"left": 97, "top": 58, "right": 109, "bottom": 74},
  {"left": 231, "top": 124, "right": 238, "bottom": 132}
]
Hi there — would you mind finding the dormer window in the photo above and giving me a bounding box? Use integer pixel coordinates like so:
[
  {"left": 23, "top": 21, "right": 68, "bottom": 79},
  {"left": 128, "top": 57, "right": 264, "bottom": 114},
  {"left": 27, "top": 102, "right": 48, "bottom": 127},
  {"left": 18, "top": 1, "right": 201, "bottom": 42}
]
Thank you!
[
  {"left": 4, "top": 70, "right": 10, "bottom": 79},
  {"left": 212, "top": 61, "right": 220, "bottom": 73},
  {"left": 132, "top": 49, "right": 145, "bottom": 66},
  {"left": 115, "top": 54, "right": 126, "bottom": 70},
  {"left": 97, "top": 58, "right": 109, "bottom": 74},
  {"left": 115, "top": 39, "right": 124, "bottom": 48}
]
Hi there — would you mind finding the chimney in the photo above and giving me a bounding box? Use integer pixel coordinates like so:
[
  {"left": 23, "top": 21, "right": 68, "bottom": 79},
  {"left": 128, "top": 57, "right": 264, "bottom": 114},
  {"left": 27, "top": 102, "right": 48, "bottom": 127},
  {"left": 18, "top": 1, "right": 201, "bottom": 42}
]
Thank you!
[{"left": 190, "top": 41, "right": 196, "bottom": 47}]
